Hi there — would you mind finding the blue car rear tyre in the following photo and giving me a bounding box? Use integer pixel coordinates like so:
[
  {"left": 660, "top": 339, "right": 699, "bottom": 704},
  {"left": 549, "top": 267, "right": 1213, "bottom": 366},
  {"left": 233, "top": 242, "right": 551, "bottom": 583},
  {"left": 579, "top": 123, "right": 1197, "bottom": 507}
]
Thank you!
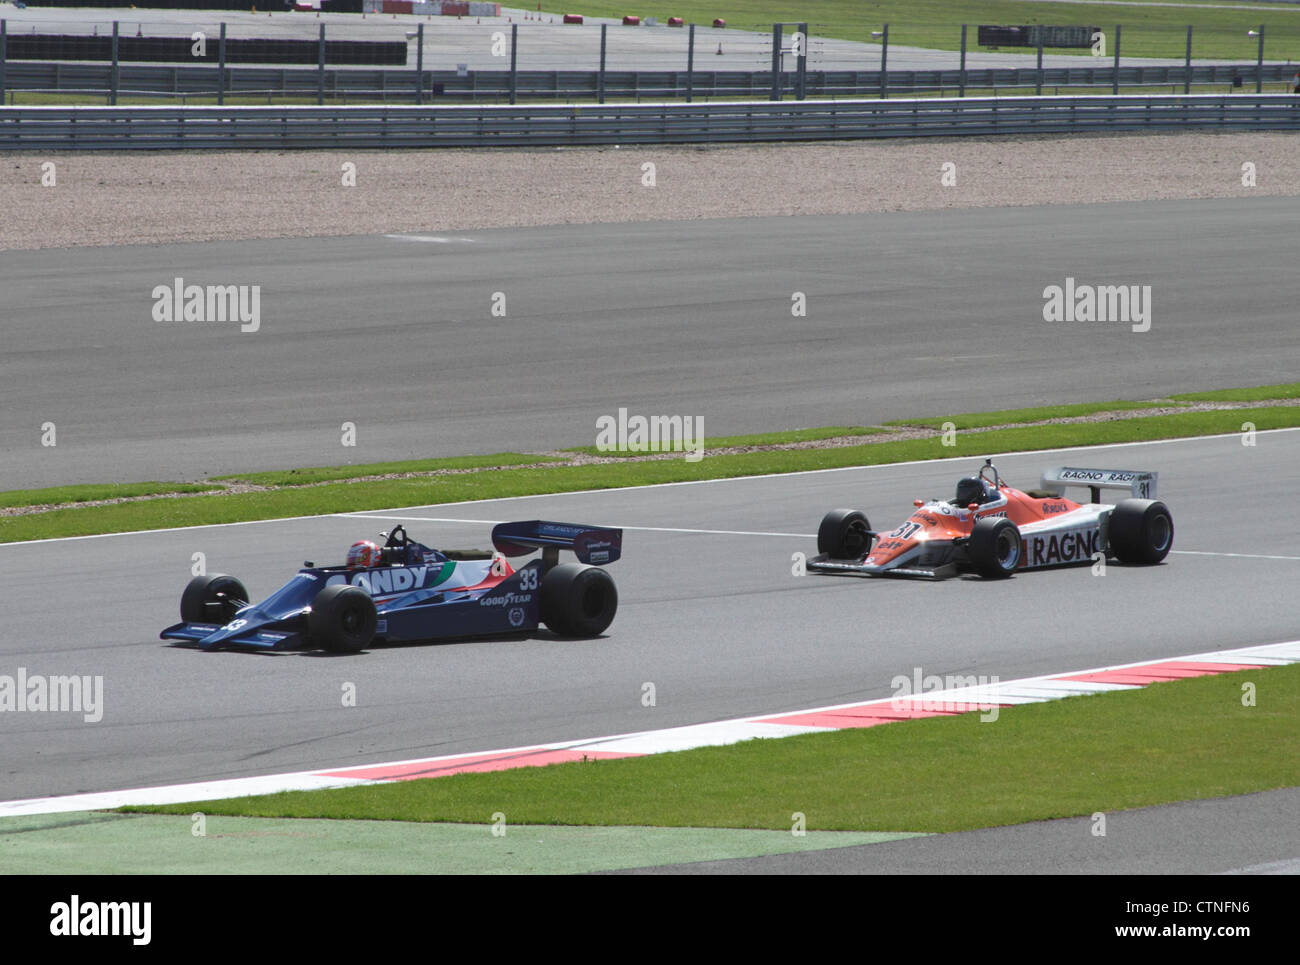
[{"left": 540, "top": 563, "right": 618, "bottom": 638}]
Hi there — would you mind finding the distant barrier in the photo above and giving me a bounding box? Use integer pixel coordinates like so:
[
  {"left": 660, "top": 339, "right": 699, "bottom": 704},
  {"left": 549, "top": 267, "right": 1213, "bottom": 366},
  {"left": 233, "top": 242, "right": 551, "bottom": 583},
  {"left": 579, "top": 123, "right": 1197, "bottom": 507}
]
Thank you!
[
  {"left": 2, "top": 95, "right": 1298, "bottom": 151},
  {"left": 5, "top": 35, "right": 407, "bottom": 65},
  {"left": 2, "top": 60, "right": 1294, "bottom": 103},
  {"left": 0, "top": 16, "right": 1293, "bottom": 106}
]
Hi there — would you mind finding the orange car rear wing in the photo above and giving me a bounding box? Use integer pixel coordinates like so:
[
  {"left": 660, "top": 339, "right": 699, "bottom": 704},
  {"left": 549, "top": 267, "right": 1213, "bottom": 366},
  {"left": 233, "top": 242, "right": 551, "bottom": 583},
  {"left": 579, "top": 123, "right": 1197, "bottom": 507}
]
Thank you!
[{"left": 1040, "top": 467, "right": 1157, "bottom": 503}]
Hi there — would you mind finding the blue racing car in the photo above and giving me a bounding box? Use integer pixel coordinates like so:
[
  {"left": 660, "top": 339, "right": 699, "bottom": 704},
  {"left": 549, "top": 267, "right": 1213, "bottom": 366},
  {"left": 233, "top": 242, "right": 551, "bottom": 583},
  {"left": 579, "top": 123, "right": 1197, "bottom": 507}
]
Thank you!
[{"left": 161, "top": 520, "right": 622, "bottom": 653}]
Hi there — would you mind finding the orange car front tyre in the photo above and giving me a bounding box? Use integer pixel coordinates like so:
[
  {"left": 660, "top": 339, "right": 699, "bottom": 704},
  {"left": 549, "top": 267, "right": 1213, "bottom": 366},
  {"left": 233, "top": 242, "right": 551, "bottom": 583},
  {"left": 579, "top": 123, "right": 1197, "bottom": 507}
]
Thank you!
[
  {"left": 817, "top": 509, "right": 873, "bottom": 560},
  {"left": 968, "top": 517, "right": 1022, "bottom": 578}
]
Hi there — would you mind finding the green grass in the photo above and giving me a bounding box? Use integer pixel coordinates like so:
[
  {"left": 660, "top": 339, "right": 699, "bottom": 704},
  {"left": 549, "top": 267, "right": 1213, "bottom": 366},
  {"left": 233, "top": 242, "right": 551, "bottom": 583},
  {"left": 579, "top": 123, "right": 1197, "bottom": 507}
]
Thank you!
[
  {"left": 888, "top": 399, "right": 1175, "bottom": 431},
  {"left": 564, "top": 424, "right": 882, "bottom": 457},
  {"left": 214, "top": 453, "right": 544, "bottom": 487},
  {"left": 562, "top": 1, "right": 1300, "bottom": 60},
  {"left": 1171, "top": 381, "right": 1300, "bottom": 403},
  {"left": 0, "top": 481, "right": 219, "bottom": 509},
  {"left": 3, "top": 395, "right": 1295, "bottom": 545},
  {"left": 128, "top": 664, "right": 1299, "bottom": 832}
]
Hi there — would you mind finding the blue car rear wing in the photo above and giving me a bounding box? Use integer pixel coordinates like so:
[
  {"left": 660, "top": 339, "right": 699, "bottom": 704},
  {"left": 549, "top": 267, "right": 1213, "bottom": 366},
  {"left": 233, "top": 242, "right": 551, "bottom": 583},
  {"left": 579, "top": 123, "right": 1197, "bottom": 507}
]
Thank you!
[{"left": 491, "top": 520, "right": 622, "bottom": 567}]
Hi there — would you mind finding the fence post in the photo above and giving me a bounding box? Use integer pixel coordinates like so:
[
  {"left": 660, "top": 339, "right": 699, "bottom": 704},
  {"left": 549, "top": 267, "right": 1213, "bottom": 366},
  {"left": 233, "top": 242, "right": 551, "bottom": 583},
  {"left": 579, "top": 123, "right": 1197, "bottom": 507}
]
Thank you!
[
  {"left": 218, "top": 22, "right": 227, "bottom": 106},
  {"left": 1112, "top": 24, "right": 1120, "bottom": 95},
  {"left": 111, "top": 21, "right": 120, "bottom": 106},
  {"left": 317, "top": 24, "right": 325, "bottom": 106},
  {"left": 880, "top": 23, "right": 888, "bottom": 99},
  {"left": 416, "top": 22, "right": 424, "bottom": 104},
  {"left": 686, "top": 23, "right": 694, "bottom": 103},
  {"left": 509, "top": 23, "right": 517, "bottom": 105},
  {"left": 598, "top": 24, "right": 606, "bottom": 104},
  {"left": 0, "top": 21, "right": 7, "bottom": 105},
  {"left": 770, "top": 23, "right": 782, "bottom": 101},
  {"left": 1256, "top": 24, "right": 1264, "bottom": 93},
  {"left": 795, "top": 22, "right": 807, "bottom": 99},
  {"left": 959, "top": 24, "right": 966, "bottom": 98},
  {"left": 1184, "top": 25, "right": 1192, "bottom": 94},
  {"left": 1036, "top": 37, "right": 1043, "bottom": 95}
]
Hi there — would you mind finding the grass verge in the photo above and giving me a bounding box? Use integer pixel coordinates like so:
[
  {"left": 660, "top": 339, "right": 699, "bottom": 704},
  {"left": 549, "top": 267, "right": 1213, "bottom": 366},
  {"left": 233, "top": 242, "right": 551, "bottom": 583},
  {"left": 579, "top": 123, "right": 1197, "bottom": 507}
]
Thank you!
[
  {"left": 1171, "top": 382, "right": 1300, "bottom": 403},
  {"left": 0, "top": 481, "right": 219, "bottom": 509},
  {"left": 563, "top": 424, "right": 882, "bottom": 457},
  {"left": 3, "top": 391, "right": 1297, "bottom": 544},
  {"left": 212, "top": 453, "right": 544, "bottom": 487},
  {"left": 885, "top": 399, "right": 1164, "bottom": 431},
  {"left": 126, "top": 664, "right": 1298, "bottom": 832}
]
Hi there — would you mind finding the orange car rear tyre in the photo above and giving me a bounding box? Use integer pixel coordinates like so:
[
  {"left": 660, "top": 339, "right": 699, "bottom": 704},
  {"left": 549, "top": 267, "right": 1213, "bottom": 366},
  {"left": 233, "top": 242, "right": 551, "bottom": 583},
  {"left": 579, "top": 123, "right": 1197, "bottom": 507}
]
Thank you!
[{"left": 1108, "top": 499, "right": 1174, "bottom": 564}]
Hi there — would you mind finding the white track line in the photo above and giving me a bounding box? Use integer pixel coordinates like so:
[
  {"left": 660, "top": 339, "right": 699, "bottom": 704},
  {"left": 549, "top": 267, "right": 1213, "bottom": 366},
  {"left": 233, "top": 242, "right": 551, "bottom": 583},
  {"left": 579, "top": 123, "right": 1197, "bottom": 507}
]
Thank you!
[
  {"left": 1171, "top": 550, "right": 1300, "bottom": 562},
  {"left": 3, "top": 427, "right": 1296, "bottom": 548}
]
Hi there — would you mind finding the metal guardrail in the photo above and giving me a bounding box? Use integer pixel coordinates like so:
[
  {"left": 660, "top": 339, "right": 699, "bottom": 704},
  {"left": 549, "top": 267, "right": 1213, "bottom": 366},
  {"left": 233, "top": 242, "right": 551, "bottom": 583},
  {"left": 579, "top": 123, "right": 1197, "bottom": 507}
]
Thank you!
[
  {"left": 2, "top": 60, "right": 1296, "bottom": 102},
  {"left": 2, "top": 95, "right": 1299, "bottom": 149}
]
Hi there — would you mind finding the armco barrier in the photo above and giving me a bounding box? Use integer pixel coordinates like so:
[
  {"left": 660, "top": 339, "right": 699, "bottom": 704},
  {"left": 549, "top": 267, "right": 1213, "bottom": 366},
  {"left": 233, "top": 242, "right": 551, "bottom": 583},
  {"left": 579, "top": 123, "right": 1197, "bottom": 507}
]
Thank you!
[{"left": 1, "top": 95, "right": 1298, "bottom": 150}]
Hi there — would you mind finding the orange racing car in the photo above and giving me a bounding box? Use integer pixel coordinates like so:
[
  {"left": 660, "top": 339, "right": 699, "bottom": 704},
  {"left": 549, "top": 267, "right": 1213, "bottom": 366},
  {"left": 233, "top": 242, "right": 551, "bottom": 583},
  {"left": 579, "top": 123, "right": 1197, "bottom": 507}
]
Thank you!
[{"left": 810, "top": 459, "right": 1173, "bottom": 579}]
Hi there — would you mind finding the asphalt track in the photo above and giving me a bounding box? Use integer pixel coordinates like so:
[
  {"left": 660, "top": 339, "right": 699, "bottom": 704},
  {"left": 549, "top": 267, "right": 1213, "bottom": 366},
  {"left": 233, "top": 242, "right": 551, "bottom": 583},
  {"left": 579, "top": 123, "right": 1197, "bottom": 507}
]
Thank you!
[
  {"left": 614, "top": 787, "right": 1300, "bottom": 874},
  {"left": 3, "top": 197, "right": 1299, "bottom": 492},
  {"left": 2, "top": 433, "right": 1297, "bottom": 816}
]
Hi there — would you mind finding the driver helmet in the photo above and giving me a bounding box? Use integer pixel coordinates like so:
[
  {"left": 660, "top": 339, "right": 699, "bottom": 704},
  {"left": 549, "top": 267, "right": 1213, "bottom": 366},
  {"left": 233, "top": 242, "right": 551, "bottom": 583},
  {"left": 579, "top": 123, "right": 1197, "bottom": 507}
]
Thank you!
[
  {"left": 953, "top": 476, "right": 991, "bottom": 507},
  {"left": 346, "top": 540, "right": 381, "bottom": 569}
]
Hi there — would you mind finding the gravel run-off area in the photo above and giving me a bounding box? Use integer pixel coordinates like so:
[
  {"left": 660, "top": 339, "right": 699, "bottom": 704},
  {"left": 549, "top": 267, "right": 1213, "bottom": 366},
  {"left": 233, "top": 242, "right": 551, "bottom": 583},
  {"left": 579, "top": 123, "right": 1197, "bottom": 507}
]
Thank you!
[{"left": 1, "top": 131, "right": 1297, "bottom": 251}]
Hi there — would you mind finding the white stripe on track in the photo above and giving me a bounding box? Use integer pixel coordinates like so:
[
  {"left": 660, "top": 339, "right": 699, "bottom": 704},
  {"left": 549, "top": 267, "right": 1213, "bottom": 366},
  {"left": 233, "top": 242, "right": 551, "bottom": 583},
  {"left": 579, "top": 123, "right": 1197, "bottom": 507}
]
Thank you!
[
  {"left": 3, "top": 426, "right": 1296, "bottom": 547},
  {"left": 1172, "top": 550, "right": 1300, "bottom": 562}
]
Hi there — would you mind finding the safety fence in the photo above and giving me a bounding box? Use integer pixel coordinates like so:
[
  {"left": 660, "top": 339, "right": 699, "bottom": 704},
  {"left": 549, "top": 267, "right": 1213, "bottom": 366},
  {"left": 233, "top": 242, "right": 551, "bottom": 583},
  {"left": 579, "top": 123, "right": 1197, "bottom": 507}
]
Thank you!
[{"left": 2, "top": 94, "right": 1298, "bottom": 150}]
